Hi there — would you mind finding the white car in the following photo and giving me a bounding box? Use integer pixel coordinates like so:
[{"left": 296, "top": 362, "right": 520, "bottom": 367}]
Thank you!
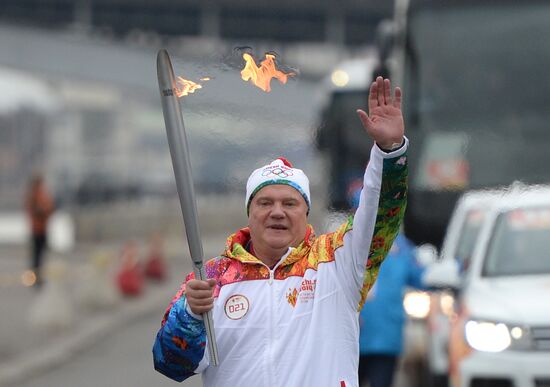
[
  {"left": 424, "top": 189, "right": 504, "bottom": 386},
  {"left": 447, "top": 185, "right": 550, "bottom": 387}
]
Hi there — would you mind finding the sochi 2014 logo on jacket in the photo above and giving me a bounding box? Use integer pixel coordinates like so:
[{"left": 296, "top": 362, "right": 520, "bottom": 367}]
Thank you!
[{"left": 286, "top": 279, "right": 316, "bottom": 307}]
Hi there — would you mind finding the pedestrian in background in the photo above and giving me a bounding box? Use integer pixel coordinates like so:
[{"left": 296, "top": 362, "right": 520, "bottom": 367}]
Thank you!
[
  {"left": 24, "top": 173, "right": 54, "bottom": 288},
  {"left": 358, "top": 232, "right": 426, "bottom": 387}
]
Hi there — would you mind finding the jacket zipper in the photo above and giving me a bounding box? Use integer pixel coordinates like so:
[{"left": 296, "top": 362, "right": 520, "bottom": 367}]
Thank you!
[
  {"left": 265, "top": 264, "right": 279, "bottom": 387},
  {"left": 268, "top": 267, "right": 275, "bottom": 387},
  {"left": 261, "top": 249, "right": 290, "bottom": 387},
  {"left": 268, "top": 268, "right": 274, "bottom": 284}
]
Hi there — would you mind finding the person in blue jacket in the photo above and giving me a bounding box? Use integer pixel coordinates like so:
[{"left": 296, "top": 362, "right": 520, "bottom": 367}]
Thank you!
[{"left": 358, "top": 232, "right": 426, "bottom": 387}]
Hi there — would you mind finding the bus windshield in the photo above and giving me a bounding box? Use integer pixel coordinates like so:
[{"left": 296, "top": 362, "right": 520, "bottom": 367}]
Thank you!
[{"left": 406, "top": 4, "right": 550, "bottom": 189}]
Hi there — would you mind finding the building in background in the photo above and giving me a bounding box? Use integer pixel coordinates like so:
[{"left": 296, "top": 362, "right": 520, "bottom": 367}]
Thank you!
[{"left": 0, "top": 0, "right": 392, "bottom": 47}]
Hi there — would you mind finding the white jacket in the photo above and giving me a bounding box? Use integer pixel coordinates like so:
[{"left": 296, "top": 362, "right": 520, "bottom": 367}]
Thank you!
[{"left": 153, "top": 141, "right": 408, "bottom": 387}]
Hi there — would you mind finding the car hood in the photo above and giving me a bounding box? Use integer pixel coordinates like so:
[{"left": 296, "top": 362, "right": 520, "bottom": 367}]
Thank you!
[{"left": 463, "top": 275, "right": 550, "bottom": 325}]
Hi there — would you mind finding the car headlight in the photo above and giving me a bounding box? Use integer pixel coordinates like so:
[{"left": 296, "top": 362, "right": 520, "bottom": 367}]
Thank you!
[
  {"left": 403, "top": 291, "right": 431, "bottom": 319},
  {"left": 465, "top": 320, "right": 532, "bottom": 352}
]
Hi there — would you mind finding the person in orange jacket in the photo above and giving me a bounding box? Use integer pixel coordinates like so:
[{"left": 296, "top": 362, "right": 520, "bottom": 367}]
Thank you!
[{"left": 24, "top": 173, "right": 54, "bottom": 288}]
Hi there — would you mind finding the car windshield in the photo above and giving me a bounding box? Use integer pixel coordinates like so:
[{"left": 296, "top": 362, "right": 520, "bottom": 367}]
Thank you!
[
  {"left": 406, "top": 4, "right": 550, "bottom": 189},
  {"left": 455, "top": 208, "right": 486, "bottom": 272},
  {"left": 483, "top": 207, "right": 550, "bottom": 277}
]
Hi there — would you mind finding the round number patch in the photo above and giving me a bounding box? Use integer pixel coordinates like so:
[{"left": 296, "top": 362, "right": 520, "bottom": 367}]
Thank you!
[{"left": 224, "top": 294, "right": 249, "bottom": 320}]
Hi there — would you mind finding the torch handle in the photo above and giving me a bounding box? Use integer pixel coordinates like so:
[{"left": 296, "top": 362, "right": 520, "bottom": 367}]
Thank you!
[
  {"left": 194, "top": 264, "right": 220, "bottom": 365},
  {"left": 157, "top": 49, "right": 219, "bottom": 367}
]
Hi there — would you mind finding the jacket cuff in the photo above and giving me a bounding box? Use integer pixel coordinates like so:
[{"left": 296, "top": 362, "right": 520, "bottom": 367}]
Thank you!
[
  {"left": 184, "top": 298, "right": 204, "bottom": 321},
  {"left": 375, "top": 136, "right": 409, "bottom": 158}
]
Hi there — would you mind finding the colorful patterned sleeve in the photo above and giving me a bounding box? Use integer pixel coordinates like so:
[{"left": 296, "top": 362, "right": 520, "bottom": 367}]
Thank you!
[
  {"left": 357, "top": 148, "right": 408, "bottom": 310},
  {"left": 152, "top": 276, "right": 208, "bottom": 382},
  {"left": 326, "top": 141, "right": 408, "bottom": 311}
]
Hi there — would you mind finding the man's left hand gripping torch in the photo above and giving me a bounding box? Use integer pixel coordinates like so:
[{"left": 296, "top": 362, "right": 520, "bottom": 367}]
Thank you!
[{"left": 156, "top": 49, "right": 219, "bottom": 367}]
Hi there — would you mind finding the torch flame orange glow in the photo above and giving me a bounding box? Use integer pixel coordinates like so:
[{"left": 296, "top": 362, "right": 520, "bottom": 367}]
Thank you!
[
  {"left": 175, "top": 76, "right": 209, "bottom": 97},
  {"left": 240, "top": 53, "right": 295, "bottom": 92}
]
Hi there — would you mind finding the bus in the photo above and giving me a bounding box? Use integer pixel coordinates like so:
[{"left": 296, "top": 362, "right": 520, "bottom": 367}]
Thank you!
[{"left": 318, "top": 0, "right": 550, "bottom": 247}]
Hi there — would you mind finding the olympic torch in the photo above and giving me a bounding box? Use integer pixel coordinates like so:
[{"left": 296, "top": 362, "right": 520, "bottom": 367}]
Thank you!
[{"left": 156, "top": 49, "right": 219, "bottom": 366}]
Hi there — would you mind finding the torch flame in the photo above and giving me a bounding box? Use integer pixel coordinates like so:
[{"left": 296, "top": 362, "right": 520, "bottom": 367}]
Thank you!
[
  {"left": 240, "top": 53, "right": 295, "bottom": 92},
  {"left": 175, "top": 76, "right": 209, "bottom": 97}
]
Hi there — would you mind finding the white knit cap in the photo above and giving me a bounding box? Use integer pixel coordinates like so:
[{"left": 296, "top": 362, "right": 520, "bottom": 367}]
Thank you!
[{"left": 245, "top": 157, "right": 311, "bottom": 215}]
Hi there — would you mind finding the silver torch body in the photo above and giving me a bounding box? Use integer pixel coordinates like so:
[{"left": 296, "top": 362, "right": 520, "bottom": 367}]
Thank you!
[{"left": 156, "top": 49, "right": 219, "bottom": 366}]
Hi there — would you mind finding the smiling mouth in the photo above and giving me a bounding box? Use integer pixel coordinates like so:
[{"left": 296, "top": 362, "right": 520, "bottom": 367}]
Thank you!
[{"left": 268, "top": 225, "right": 288, "bottom": 230}]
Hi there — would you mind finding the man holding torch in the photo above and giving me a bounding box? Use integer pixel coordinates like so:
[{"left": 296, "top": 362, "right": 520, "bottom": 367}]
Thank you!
[{"left": 153, "top": 76, "right": 408, "bottom": 387}]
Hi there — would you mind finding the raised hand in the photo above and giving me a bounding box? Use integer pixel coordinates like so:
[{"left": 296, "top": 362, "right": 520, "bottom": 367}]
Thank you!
[{"left": 356, "top": 76, "right": 405, "bottom": 151}]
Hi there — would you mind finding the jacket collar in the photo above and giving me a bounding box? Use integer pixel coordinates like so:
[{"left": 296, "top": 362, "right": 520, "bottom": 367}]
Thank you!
[{"left": 223, "top": 225, "right": 315, "bottom": 267}]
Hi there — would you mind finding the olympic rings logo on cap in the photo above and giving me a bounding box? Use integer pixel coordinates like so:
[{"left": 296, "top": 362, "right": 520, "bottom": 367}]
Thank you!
[{"left": 261, "top": 166, "right": 294, "bottom": 178}]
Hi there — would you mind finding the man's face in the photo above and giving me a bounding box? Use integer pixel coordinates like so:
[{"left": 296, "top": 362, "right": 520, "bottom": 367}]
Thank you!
[{"left": 248, "top": 184, "right": 308, "bottom": 253}]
